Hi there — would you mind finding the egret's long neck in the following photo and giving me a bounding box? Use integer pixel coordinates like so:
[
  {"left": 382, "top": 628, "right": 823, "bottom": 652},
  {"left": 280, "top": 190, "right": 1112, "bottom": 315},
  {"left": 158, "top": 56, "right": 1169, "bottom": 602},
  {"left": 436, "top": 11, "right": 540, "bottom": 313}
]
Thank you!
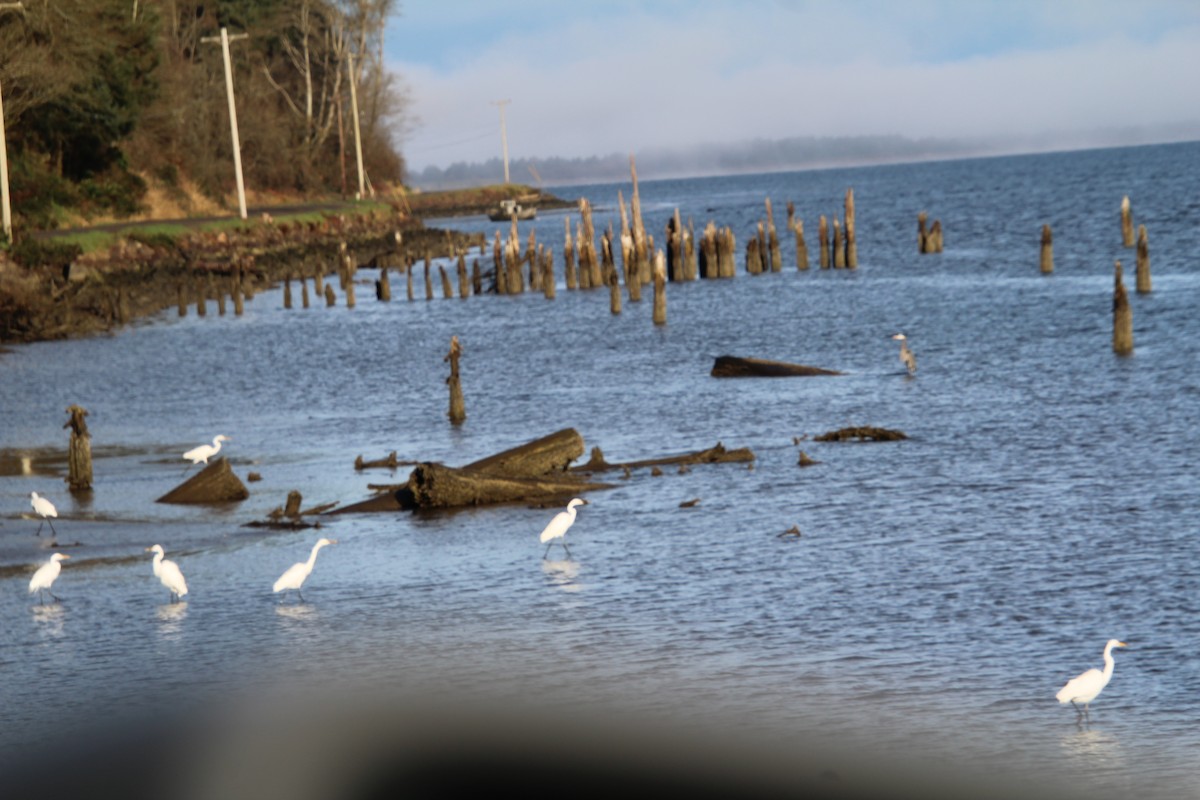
[
  {"left": 307, "top": 543, "right": 325, "bottom": 568},
  {"left": 152, "top": 551, "right": 163, "bottom": 576},
  {"left": 211, "top": 437, "right": 223, "bottom": 453},
  {"left": 1102, "top": 645, "right": 1117, "bottom": 680}
]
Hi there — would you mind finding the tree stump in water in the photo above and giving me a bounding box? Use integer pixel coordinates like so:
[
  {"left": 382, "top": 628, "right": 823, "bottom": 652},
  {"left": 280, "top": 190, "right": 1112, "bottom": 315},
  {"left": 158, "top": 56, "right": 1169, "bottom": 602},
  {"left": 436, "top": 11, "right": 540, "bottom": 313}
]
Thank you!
[
  {"left": 711, "top": 356, "right": 842, "bottom": 378},
  {"left": 814, "top": 427, "right": 907, "bottom": 442},
  {"left": 284, "top": 490, "right": 303, "bottom": 518},
  {"left": 445, "top": 335, "right": 465, "bottom": 426},
  {"left": 157, "top": 457, "right": 249, "bottom": 504},
  {"left": 64, "top": 404, "right": 93, "bottom": 492}
]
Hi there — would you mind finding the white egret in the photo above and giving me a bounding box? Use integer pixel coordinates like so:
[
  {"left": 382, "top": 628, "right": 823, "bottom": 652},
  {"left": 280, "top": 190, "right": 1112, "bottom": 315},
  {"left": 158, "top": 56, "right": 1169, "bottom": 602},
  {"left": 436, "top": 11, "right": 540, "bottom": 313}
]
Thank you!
[
  {"left": 1057, "top": 639, "right": 1128, "bottom": 722},
  {"left": 539, "top": 498, "right": 588, "bottom": 559},
  {"left": 892, "top": 333, "right": 916, "bottom": 376},
  {"left": 146, "top": 544, "right": 189, "bottom": 603},
  {"left": 30, "top": 491, "right": 59, "bottom": 537},
  {"left": 29, "top": 553, "right": 70, "bottom": 604},
  {"left": 182, "top": 435, "right": 231, "bottom": 474},
  {"left": 273, "top": 538, "right": 337, "bottom": 602}
]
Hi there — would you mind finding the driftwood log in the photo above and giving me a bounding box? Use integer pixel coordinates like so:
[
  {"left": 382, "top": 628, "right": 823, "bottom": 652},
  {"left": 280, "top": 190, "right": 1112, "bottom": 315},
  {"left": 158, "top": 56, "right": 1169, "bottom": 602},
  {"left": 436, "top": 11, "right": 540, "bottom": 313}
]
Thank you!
[
  {"left": 354, "top": 451, "right": 403, "bottom": 470},
  {"left": 814, "top": 427, "right": 907, "bottom": 442},
  {"left": 571, "top": 442, "right": 755, "bottom": 473},
  {"left": 711, "top": 356, "right": 842, "bottom": 378},
  {"left": 334, "top": 429, "right": 610, "bottom": 513},
  {"left": 157, "top": 457, "right": 249, "bottom": 504}
]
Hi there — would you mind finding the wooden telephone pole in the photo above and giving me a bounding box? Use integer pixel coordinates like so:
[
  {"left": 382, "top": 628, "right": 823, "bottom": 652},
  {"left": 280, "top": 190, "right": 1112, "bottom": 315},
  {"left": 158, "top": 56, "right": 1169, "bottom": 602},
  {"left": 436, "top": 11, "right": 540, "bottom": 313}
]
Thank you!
[
  {"left": 0, "top": 2, "right": 27, "bottom": 242},
  {"left": 491, "top": 99, "right": 511, "bottom": 184},
  {"left": 347, "top": 52, "right": 365, "bottom": 200},
  {"left": 201, "top": 27, "right": 249, "bottom": 219}
]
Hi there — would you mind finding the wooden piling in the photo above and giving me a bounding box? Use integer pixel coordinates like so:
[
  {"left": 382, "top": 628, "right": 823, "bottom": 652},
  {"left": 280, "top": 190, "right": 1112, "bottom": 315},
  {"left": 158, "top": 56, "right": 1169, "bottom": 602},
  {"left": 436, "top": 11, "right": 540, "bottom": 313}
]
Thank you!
[
  {"left": 324, "top": 284, "right": 336, "bottom": 306},
  {"left": 445, "top": 335, "right": 465, "bottom": 425},
  {"left": 564, "top": 218, "right": 578, "bottom": 290},
  {"left": 406, "top": 257, "right": 415, "bottom": 300},
  {"left": 795, "top": 219, "right": 809, "bottom": 270},
  {"left": 786, "top": 202, "right": 796, "bottom": 234},
  {"left": 918, "top": 212, "right": 929, "bottom": 253},
  {"left": 439, "top": 265, "right": 453, "bottom": 299},
  {"left": 1121, "top": 196, "right": 1134, "bottom": 248},
  {"left": 284, "top": 490, "right": 303, "bottom": 519},
  {"left": 609, "top": 264, "right": 622, "bottom": 315},
  {"left": 653, "top": 250, "right": 667, "bottom": 326},
  {"left": 492, "top": 232, "right": 504, "bottom": 293},
  {"left": 284, "top": 277, "right": 293, "bottom": 309},
  {"left": 1135, "top": 225, "right": 1151, "bottom": 294},
  {"left": 1113, "top": 260, "right": 1133, "bottom": 355},
  {"left": 718, "top": 227, "right": 736, "bottom": 278},
  {"left": 746, "top": 235, "right": 763, "bottom": 275},
  {"left": 345, "top": 279, "right": 356, "bottom": 308},
  {"left": 845, "top": 189, "right": 857, "bottom": 268},
  {"left": 684, "top": 219, "right": 697, "bottom": 281},
  {"left": 424, "top": 256, "right": 434, "bottom": 301},
  {"left": 64, "top": 404, "right": 93, "bottom": 492},
  {"left": 818, "top": 216, "right": 830, "bottom": 269},
  {"left": 313, "top": 270, "right": 324, "bottom": 297},
  {"left": 458, "top": 252, "right": 469, "bottom": 298},
  {"left": 833, "top": 219, "right": 845, "bottom": 268},
  {"left": 630, "top": 155, "right": 649, "bottom": 287},
  {"left": 766, "top": 199, "right": 782, "bottom": 271},
  {"left": 930, "top": 220, "right": 943, "bottom": 253},
  {"left": 1040, "top": 225, "right": 1054, "bottom": 274},
  {"left": 233, "top": 283, "right": 244, "bottom": 316},
  {"left": 542, "top": 248, "right": 556, "bottom": 299},
  {"left": 472, "top": 261, "right": 482, "bottom": 295},
  {"left": 377, "top": 268, "right": 391, "bottom": 301}
]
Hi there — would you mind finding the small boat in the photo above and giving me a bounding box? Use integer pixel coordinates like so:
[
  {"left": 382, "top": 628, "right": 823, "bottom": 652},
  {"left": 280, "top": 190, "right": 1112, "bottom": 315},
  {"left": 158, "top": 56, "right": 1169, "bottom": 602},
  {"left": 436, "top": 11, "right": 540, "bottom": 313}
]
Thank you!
[{"left": 488, "top": 198, "right": 537, "bottom": 222}]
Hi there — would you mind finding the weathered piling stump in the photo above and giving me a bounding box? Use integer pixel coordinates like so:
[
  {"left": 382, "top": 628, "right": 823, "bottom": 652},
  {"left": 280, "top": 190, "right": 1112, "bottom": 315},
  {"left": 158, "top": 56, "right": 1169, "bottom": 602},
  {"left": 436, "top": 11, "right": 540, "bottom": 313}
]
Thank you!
[
  {"left": 746, "top": 236, "right": 763, "bottom": 274},
  {"left": 845, "top": 189, "right": 858, "bottom": 268},
  {"left": 542, "top": 248, "right": 556, "bottom": 299},
  {"left": 1113, "top": 260, "right": 1133, "bottom": 356},
  {"left": 424, "top": 256, "right": 434, "bottom": 301},
  {"left": 1121, "top": 196, "right": 1134, "bottom": 248},
  {"left": 564, "top": 219, "right": 578, "bottom": 290},
  {"left": 195, "top": 280, "right": 207, "bottom": 316},
  {"left": 818, "top": 216, "right": 830, "bottom": 269},
  {"left": 324, "top": 284, "right": 336, "bottom": 307},
  {"left": 609, "top": 268, "right": 622, "bottom": 315},
  {"left": 346, "top": 279, "right": 356, "bottom": 308},
  {"left": 1135, "top": 225, "right": 1151, "bottom": 294},
  {"left": 918, "top": 212, "right": 929, "bottom": 253},
  {"left": 406, "top": 258, "right": 415, "bottom": 300},
  {"left": 684, "top": 218, "right": 697, "bottom": 280},
  {"left": 314, "top": 271, "right": 324, "bottom": 296},
  {"left": 711, "top": 356, "right": 842, "bottom": 377},
  {"left": 233, "top": 283, "right": 244, "bottom": 316},
  {"left": 795, "top": 219, "right": 809, "bottom": 270},
  {"left": 457, "top": 252, "right": 469, "bottom": 298},
  {"left": 445, "top": 335, "right": 465, "bottom": 425},
  {"left": 284, "top": 490, "right": 303, "bottom": 519},
  {"left": 833, "top": 219, "right": 846, "bottom": 268},
  {"left": 718, "top": 227, "right": 736, "bottom": 278},
  {"left": 64, "top": 404, "right": 93, "bottom": 492},
  {"left": 439, "top": 265, "right": 453, "bottom": 299},
  {"left": 377, "top": 268, "right": 392, "bottom": 301},
  {"left": 217, "top": 286, "right": 227, "bottom": 315},
  {"left": 157, "top": 457, "right": 249, "bottom": 504},
  {"left": 766, "top": 199, "right": 782, "bottom": 271},
  {"left": 1040, "top": 224, "right": 1054, "bottom": 274},
  {"left": 653, "top": 251, "right": 667, "bottom": 325},
  {"left": 472, "top": 261, "right": 482, "bottom": 295},
  {"left": 284, "top": 277, "right": 293, "bottom": 309}
]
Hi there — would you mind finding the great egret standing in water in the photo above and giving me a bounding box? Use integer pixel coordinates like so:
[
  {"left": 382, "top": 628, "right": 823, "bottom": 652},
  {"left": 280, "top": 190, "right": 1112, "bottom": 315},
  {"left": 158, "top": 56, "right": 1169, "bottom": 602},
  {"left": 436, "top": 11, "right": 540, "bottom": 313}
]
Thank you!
[
  {"left": 29, "top": 553, "right": 70, "bottom": 604},
  {"left": 273, "top": 538, "right": 337, "bottom": 602},
  {"left": 146, "top": 544, "right": 189, "bottom": 603},
  {"left": 1057, "top": 639, "right": 1128, "bottom": 723},
  {"left": 182, "top": 434, "right": 231, "bottom": 475},
  {"left": 540, "top": 498, "right": 588, "bottom": 559},
  {"left": 892, "top": 333, "right": 916, "bottom": 376},
  {"left": 29, "top": 492, "right": 58, "bottom": 537}
]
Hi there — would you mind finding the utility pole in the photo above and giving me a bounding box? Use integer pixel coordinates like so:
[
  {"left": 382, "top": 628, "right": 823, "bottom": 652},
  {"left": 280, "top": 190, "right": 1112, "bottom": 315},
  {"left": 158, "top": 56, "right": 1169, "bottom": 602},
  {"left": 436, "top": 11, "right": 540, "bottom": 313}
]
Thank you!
[
  {"left": 491, "top": 99, "right": 511, "bottom": 184},
  {"left": 201, "top": 27, "right": 249, "bottom": 220},
  {"left": 0, "top": 2, "right": 26, "bottom": 242},
  {"left": 346, "top": 52, "right": 365, "bottom": 200}
]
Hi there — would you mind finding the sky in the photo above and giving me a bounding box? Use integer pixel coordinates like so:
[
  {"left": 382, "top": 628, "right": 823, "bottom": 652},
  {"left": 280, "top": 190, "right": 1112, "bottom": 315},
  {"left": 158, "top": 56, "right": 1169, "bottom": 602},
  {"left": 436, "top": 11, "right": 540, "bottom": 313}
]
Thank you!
[{"left": 384, "top": 0, "right": 1200, "bottom": 173}]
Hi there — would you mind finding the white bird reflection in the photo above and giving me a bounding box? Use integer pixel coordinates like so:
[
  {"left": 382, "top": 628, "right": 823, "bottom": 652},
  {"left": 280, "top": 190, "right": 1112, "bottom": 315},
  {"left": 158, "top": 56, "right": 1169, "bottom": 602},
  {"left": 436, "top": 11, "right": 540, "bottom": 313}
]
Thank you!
[
  {"left": 541, "top": 558, "right": 583, "bottom": 593},
  {"left": 31, "top": 603, "right": 65, "bottom": 637},
  {"left": 155, "top": 601, "right": 188, "bottom": 639},
  {"left": 275, "top": 603, "right": 318, "bottom": 621},
  {"left": 1060, "top": 726, "right": 1124, "bottom": 767}
]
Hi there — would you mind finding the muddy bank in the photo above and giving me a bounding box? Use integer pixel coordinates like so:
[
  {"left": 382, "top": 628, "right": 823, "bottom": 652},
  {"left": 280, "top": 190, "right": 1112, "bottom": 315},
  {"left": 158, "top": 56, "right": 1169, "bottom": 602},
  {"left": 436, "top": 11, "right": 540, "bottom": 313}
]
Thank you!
[
  {"left": 0, "top": 211, "right": 481, "bottom": 344},
  {"left": 404, "top": 185, "right": 575, "bottom": 219}
]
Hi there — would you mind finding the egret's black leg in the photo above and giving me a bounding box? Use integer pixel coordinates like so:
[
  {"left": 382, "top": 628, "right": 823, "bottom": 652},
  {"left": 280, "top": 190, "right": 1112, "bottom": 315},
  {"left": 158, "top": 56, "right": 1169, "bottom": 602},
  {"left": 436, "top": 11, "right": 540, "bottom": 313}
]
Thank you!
[
  {"left": 35, "top": 521, "right": 43, "bottom": 537},
  {"left": 46, "top": 519, "right": 57, "bottom": 537},
  {"left": 543, "top": 543, "right": 553, "bottom": 559},
  {"left": 297, "top": 589, "right": 305, "bottom": 603},
  {"left": 562, "top": 542, "right": 572, "bottom": 559},
  {"left": 49, "top": 590, "right": 60, "bottom": 602}
]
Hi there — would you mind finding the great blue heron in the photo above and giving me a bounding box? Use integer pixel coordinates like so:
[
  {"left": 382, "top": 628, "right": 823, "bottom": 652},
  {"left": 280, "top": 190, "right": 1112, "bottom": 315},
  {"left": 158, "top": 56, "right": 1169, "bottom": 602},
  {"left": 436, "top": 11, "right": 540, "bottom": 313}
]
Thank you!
[
  {"left": 1057, "top": 639, "right": 1128, "bottom": 723},
  {"left": 892, "top": 333, "right": 916, "bottom": 376}
]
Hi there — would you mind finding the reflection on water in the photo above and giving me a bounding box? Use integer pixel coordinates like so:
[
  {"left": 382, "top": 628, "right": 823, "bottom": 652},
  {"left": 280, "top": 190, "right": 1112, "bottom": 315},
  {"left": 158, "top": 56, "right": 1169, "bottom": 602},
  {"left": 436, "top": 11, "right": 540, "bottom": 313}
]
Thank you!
[
  {"left": 1060, "top": 726, "right": 1123, "bottom": 764},
  {"left": 155, "top": 601, "right": 188, "bottom": 639},
  {"left": 541, "top": 558, "right": 583, "bottom": 593},
  {"left": 30, "top": 603, "right": 65, "bottom": 637},
  {"left": 275, "top": 603, "right": 318, "bottom": 622}
]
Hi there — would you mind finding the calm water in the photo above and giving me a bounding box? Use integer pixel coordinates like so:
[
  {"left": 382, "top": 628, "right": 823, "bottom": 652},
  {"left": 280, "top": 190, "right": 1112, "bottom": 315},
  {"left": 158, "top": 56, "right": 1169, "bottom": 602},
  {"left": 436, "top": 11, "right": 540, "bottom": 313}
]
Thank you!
[{"left": 2, "top": 142, "right": 1199, "bottom": 797}]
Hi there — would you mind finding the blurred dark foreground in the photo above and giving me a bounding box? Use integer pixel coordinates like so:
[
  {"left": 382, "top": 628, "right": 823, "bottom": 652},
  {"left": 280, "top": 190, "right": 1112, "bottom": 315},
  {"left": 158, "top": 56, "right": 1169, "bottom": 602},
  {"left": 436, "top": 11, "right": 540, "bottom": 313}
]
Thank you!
[{"left": 0, "top": 683, "right": 1088, "bottom": 800}]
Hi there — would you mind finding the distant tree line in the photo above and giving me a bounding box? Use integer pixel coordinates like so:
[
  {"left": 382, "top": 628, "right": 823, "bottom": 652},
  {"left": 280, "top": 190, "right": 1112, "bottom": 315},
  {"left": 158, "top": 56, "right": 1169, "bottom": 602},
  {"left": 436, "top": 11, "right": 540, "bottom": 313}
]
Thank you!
[
  {"left": 411, "top": 135, "right": 986, "bottom": 189},
  {"left": 0, "top": 0, "right": 404, "bottom": 229}
]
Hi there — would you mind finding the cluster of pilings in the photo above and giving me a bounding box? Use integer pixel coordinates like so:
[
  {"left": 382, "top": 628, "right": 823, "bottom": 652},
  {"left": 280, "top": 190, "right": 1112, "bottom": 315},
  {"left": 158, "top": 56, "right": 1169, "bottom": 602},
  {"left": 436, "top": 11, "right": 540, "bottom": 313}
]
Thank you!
[{"left": 917, "top": 212, "right": 944, "bottom": 254}]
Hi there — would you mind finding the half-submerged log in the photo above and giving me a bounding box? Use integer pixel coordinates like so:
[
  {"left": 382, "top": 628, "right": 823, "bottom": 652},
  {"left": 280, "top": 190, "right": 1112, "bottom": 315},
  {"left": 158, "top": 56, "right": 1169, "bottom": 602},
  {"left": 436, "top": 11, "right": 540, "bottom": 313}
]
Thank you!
[
  {"left": 814, "top": 427, "right": 907, "bottom": 442},
  {"left": 157, "top": 457, "right": 249, "bottom": 504},
  {"left": 355, "top": 451, "right": 401, "bottom": 470},
  {"left": 571, "top": 442, "right": 755, "bottom": 473},
  {"left": 711, "top": 355, "right": 842, "bottom": 378}
]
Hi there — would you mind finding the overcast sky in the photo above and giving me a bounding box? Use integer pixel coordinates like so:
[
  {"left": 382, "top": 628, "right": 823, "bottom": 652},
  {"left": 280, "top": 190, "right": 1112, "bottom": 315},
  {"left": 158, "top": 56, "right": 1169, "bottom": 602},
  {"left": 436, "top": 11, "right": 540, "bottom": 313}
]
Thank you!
[{"left": 385, "top": 0, "right": 1200, "bottom": 172}]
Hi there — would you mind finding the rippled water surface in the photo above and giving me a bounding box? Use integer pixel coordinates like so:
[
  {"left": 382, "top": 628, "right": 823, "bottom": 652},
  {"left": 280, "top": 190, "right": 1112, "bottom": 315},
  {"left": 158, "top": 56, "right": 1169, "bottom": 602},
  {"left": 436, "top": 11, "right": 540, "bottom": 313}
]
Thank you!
[{"left": 2, "top": 142, "right": 1199, "bottom": 796}]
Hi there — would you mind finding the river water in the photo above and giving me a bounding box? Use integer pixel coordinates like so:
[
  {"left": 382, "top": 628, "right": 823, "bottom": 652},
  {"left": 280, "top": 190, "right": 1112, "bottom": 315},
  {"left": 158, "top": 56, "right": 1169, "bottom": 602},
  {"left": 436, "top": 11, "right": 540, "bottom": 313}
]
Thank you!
[{"left": 1, "top": 142, "right": 1198, "bottom": 798}]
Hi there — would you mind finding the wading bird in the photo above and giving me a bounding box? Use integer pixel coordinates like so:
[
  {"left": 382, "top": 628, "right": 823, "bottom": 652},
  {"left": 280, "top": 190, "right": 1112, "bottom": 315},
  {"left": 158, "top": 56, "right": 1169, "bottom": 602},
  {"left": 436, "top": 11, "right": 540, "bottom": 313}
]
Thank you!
[
  {"left": 1056, "top": 639, "right": 1128, "bottom": 723},
  {"left": 146, "top": 544, "right": 189, "bottom": 603},
  {"left": 182, "top": 435, "right": 231, "bottom": 475},
  {"left": 540, "top": 498, "right": 588, "bottom": 559},
  {"left": 892, "top": 333, "right": 916, "bottom": 376},
  {"left": 29, "top": 492, "right": 58, "bottom": 537},
  {"left": 273, "top": 538, "right": 337, "bottom": 603},
  {"left": 29, "top": 553, "right": 70, "bottom": 604}
]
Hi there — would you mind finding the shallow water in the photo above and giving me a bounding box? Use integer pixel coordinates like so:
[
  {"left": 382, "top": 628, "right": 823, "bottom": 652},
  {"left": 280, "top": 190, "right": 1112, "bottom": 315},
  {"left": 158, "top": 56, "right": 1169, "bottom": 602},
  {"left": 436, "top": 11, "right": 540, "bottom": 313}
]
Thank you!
[{"left": 2, "top": 142, "right": 1199, "bottom": 797}]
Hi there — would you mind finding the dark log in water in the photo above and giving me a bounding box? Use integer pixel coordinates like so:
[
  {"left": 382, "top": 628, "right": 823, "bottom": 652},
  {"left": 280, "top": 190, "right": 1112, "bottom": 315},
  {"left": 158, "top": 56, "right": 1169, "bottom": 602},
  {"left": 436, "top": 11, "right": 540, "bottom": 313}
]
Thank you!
[
  {"left": 711, "top": 355, "right": 842, "bottom": 378},
  {"left": 301, "top": 278, "right": 310, "bottom": 308},
  {"left": 345, "top": 278, "right": 356, "bottom": 308},
  {"left": 64, "top": 404, "right": 92, "bottom": 492},
  {"left": 445, "top": 335, "right": 465, "bottom": 425},
  {"left": 439, "top": 265, "right": 453, "bottom": 299},
  {"left": 1113, "top": 260, "right": 1133, "bottom": 355},
  {"left": 464, "top": 428, "right": 584, "bottom": 477},
  {"left": 376, "top": 268, "right": 391, "bottom": 301},
  {"left": 177, "top": 283, "right": 186, "bottom": 317},
  {"left": 814, "top": 426, "right": 907, "bottom": 442},
  {"left": 324, "top": 283, "right": 336, "bottom": 307},
  {"left": 1121, "top": 195, "right": 1134, "bottom": 248},
  {"left": 1136, "top": 225, "right": 1151, "bottom": 294},
  {"left": 1040, "top": 224, "right": 1054, "bottom": 274},
  {"left": 355, "top": 451, "right": 401, "bottom": 470},
  {"left": 572, "top": 441, "right": 755, "bottom": 473},
  {"left": 929, "top": 220, "right": 944, "bottom": 253},
  {"left": 284, "top": 490, "right": 303, "bottom": 518},
  {"left": 157, "top": 457, "right": 249, "bottom": 504},
  {"left": 424, "top": 256, "right": 434, "bottom": 301}
]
